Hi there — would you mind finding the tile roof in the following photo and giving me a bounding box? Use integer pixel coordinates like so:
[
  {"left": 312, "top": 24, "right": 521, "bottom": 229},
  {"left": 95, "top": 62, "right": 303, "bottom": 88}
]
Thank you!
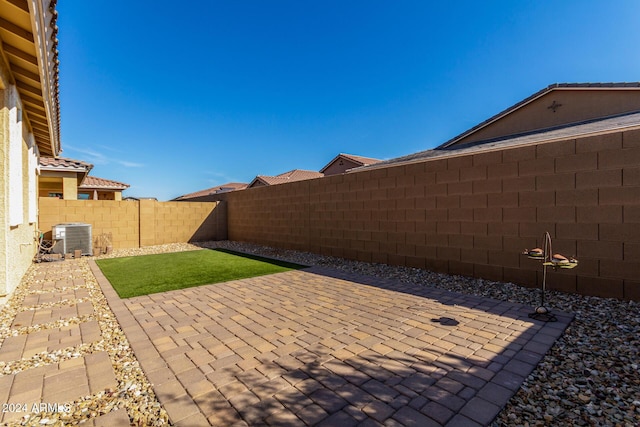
[
  {"left": 320, "top": 153, "right": 382, "bottom": 173},
  {"left": 250, "top": 169, "right": 324, "bottom": 187},
  {"left": 359, "top": 110, "right": 640, "bottom": 171},
  {"left": 39, "top": 157, "right": 128, "bottom": 190},
  {"left": 340, "top": 153, "right": 382, "bottom": 165},
  {"left": 438, "top": 82, "right": 640, "bottom": 149},
  {"left": 173, "top": 182, "right": 248, "bottom": 200},
  {"left": 39, "top": 156, "right": 93, "bottom": 172},
  {"left": 79, "top": 176, "right": 129, "bottom": 190}
]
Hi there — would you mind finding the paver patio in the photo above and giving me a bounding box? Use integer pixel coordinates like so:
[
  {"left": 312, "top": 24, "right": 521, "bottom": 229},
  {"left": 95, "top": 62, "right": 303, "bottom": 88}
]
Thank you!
[{"left": 92, "top": 261, "right": 572, "bottom": 426}]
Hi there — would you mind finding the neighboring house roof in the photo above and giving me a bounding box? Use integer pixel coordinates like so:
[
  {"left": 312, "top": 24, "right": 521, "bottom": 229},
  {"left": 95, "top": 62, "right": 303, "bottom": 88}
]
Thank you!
[
  {"left": 173, "top": 182, "right": 248, "bottom": 200},
  {"left": 359, "top": 110, "right": 640, "bottom": 171},
  {"left": 39, "top": 157, "right": 129, "bottom": 192},
  {"left": 439, "top": 82, "right": 640, "bottom": 149},
  {"left": 79, "top": 176, "right": 130, "bottom": 191},
  {"left": 123, "top": 197, "right": 157, "bottom": 201},
  {"left": 39, "top": 157, "right": 93, "bottom": 173},
  {"left": 249, "top": 169, "right": 324, "bottom": 187},
  {"left": 1, "top": 0, "right": 61, "bottom": 156},
  {"left": 320, "top": 153, "right": 381, "bottom": 174}
]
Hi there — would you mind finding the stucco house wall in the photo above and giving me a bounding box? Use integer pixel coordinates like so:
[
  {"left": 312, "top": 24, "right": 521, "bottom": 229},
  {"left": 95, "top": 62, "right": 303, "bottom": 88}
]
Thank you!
[
  {"left": 0, "top": 0, "right": 61, "bottom": 299},
  {"left": 320, "top": 154, "right": 382, "bottom": 176},
  {"left": 39, "top": 171, "right": 80, "bottom": 199},
  {"left": 446, "top": 86, "right": 640, "bottom": 148},
  {"left": 84, "top": 190, "right": 122, "bottom": 201},
  {"left": 321, "top": 158, "right": 363, "bottom": 176},
  {"left": 1, "top": 72, "right": 38, "bottom": 297}
]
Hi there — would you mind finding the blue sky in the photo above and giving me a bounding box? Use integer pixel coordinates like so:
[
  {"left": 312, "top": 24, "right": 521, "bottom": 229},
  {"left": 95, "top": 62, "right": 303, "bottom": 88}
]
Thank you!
[{"left": 56, "top": 1, "right": 640, "bottom": 200}]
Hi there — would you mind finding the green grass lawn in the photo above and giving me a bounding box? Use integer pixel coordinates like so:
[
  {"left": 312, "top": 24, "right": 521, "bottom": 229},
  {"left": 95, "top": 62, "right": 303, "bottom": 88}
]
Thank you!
[{"left": 96, "top": 248, "right": 305, "bottom": 298}]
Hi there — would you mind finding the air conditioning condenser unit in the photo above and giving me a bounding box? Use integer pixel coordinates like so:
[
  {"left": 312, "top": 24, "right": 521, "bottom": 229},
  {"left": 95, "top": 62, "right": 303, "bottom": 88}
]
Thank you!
[{"left": 52, "top": 223, "right": 92, "bottom": 256}]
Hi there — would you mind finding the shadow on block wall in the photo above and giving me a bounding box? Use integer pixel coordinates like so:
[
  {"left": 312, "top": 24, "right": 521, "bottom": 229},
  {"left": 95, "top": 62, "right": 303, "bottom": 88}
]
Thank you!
[{"left": 189, "top": 200, "right": 228, "bottom": 242}]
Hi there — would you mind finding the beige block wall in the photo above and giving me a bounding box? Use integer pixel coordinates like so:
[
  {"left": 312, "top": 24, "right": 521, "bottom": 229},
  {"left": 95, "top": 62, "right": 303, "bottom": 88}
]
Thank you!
[
  {"left": 39, "top": 198, "right": 139, "bottom": 249},
  {"left": 38, "top": 198, "right": 225, "bottom": 250},
  {"left": 139, "top": 199, "right": 226, "bottom": 246},
  {"left": 225, "top": 128, "right": 640, "bottom": 301}
]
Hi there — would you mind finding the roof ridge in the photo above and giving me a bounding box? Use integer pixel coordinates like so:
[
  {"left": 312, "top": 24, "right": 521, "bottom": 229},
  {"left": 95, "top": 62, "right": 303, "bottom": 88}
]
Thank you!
[
  {"left": 79, "top": 175, "right": 130, "bottom": 189},
  {"left": 359, "top": 110, "right": 640, "bottom": 171},
  {"left": 549, "top": 82, "right": 640, "bottom": 88},
  {"left": 173, "top": 182, "right": 249, "bottom": 200}
]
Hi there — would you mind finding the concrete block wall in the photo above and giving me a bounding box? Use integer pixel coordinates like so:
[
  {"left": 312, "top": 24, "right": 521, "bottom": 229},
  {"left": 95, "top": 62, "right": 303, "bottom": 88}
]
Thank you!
[
  {"left": 225, "top": 129, "right": 640, "bottom": 300},
  {"left": 39, "top": 198, "right": 140, "bottom": 249},
  {"left": 142, "top": 199, "right": 227, "bottom": 245},
  {"left": 38, "top": 198, "right": 225, "bottom": 249}
]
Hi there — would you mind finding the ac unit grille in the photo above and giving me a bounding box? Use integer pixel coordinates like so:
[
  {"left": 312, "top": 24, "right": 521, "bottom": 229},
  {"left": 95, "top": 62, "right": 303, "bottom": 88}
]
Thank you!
[{"left": 52, "top": 223, "right": 92, "bottom": 255}]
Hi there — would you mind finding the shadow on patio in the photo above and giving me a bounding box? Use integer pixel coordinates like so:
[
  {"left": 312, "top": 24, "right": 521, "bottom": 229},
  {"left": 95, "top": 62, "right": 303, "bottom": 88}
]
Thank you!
[{"left": 93, "top": 259, "right": 572, "bottom": 426}]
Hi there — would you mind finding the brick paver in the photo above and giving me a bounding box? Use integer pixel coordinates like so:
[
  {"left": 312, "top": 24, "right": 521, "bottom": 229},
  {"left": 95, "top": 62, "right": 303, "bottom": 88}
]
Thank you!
[
  {"left": 0, "top": 260, "right": 161, "bottom": 425},
  {"left": 0, "top": 261, "right": 103, "bottom": 425},
  {"left": 94, "top": 262, "right": 572, "bottom": 426}
]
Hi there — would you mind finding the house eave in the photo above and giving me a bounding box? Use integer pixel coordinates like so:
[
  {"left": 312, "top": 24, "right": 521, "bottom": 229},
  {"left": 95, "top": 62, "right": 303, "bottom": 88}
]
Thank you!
[{"left": 0, "top": 0, "right": 61, "bottom": 156}]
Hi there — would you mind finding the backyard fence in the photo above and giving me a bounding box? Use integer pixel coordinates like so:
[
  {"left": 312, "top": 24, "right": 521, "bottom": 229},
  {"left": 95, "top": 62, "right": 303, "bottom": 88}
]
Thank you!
[
  {"left": 38, "top": 198, "right": 226, "bottom": 250},
  {"left": 37, "top": 127, "right": 640, "bottom": 301},
  {"left": 222, "top": 129, "right": 640, "bottom": 301}
]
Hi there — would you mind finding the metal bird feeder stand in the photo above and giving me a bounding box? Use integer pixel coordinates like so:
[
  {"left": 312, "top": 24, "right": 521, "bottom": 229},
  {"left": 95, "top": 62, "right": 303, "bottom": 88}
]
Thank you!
[{"left": 523, "top": 232, "right": 578, "bottom": 322}]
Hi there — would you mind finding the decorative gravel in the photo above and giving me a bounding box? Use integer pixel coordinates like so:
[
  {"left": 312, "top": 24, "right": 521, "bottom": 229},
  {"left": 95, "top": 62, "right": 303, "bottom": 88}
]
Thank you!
[
  {"left": 0, "top": 260, "right": 170, "bottom": 426},
  {"left": 4, "top": 241, "right": 638, "bottom": 426}
]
